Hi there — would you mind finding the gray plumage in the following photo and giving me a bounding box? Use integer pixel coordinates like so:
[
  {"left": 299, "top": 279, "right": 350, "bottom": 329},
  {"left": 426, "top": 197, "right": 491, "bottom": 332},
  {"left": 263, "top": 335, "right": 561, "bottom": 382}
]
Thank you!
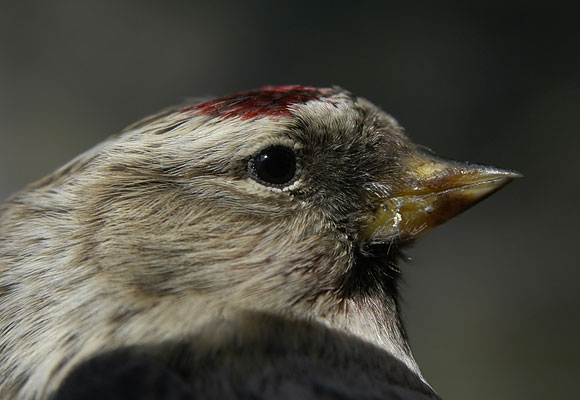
[{"left": 0, "top": 86, "right": 516, "bottom": 399}]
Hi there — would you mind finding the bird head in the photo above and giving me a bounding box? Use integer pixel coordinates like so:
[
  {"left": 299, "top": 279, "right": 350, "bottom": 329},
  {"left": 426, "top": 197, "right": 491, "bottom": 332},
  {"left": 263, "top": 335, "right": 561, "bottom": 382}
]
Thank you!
[
  {"left": 60, "top": 86, "right": 517, "bottom": 366},
  {"left": 83, "top": 87, "right": 512, "bottom": 291},
  {"left": 0, "top": 86, "right": 518, "bottom": 395}
]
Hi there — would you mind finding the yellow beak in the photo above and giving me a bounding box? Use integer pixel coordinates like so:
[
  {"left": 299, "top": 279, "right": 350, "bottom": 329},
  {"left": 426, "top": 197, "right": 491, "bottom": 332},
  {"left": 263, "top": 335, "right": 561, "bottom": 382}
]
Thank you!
[{"left": 361, "top": 153, "right": 521, "bottom": 242}]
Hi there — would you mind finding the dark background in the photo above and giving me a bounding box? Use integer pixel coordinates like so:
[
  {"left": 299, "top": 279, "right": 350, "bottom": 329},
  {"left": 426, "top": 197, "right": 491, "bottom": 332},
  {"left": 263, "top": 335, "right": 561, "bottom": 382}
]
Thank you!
[{"left": 1, "top": 2, "right": 578, "bottom": 399}]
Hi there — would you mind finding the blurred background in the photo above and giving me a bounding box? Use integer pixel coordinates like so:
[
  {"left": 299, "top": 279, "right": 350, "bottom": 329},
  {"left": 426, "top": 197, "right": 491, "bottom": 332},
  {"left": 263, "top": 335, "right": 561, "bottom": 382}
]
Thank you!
[{"left": 0, "top": 1, "right": 578, "bottom": 399}]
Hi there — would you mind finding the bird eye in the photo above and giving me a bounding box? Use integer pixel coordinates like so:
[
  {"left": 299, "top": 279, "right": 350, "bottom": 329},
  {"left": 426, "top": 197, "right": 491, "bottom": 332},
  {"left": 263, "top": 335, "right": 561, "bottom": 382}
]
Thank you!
[{"left": 249, "top": 146, "right": 298, "bottom": 187}]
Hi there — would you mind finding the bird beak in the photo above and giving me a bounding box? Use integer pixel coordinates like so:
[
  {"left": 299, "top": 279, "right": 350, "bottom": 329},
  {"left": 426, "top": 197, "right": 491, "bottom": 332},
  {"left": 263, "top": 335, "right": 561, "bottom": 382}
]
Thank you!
[{"left": 360, "top": 152, "right": 521, "bottom": 243}]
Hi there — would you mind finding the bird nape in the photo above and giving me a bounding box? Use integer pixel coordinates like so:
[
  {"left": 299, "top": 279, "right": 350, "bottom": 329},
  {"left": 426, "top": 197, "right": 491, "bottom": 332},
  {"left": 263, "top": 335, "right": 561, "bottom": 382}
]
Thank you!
[{"left": 0, "top": 86, "right": 519, "bottom": 399}]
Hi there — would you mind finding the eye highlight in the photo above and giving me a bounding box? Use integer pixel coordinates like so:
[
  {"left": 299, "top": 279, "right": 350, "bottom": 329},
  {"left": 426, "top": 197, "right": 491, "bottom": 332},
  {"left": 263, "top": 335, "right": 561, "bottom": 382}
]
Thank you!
[{"left": 248, "top": 146, "right": 298, "bottom": 187}]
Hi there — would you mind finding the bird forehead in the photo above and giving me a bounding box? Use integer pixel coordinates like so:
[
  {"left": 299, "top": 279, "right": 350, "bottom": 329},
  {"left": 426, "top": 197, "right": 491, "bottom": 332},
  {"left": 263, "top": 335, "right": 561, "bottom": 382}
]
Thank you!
[{"left": 184, "top": 85, "right": 338, "bottom": 121}]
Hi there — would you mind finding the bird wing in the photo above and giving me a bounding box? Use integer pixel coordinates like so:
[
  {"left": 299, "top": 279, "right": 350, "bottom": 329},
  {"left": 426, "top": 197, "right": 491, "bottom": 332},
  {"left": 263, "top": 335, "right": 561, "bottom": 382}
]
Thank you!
[{"left": 53, "top": 312, "right": 441, "bottom": 400}]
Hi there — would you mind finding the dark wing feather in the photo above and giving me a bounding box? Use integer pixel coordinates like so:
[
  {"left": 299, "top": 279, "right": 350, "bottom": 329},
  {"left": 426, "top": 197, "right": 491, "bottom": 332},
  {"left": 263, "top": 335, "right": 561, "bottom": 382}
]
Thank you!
[{"left": 53, "top": 313, "right": 441, "bottom": 400}]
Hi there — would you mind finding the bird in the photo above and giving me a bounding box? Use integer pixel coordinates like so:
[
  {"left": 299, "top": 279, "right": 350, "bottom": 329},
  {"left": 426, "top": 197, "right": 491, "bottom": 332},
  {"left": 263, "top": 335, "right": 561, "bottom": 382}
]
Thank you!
[{"left": 0, "top": 85, "right": 518, "bottom": 399}]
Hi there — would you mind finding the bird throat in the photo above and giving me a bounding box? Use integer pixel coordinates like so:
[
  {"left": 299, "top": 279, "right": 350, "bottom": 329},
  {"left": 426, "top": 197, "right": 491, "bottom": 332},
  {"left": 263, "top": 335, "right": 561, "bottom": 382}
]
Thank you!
[{"left": 320, "top": 242, "right": 422, "bottom": 378}]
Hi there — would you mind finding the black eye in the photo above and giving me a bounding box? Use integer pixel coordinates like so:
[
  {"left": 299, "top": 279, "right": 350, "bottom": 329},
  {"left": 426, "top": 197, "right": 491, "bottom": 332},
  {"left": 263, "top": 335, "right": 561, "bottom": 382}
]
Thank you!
[{"left": 249, "top": 146, "right": 298, "bottom": 187}]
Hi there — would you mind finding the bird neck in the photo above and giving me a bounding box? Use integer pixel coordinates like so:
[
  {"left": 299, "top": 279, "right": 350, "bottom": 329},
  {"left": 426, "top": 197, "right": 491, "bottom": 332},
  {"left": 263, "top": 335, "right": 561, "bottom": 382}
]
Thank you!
[{"left": 315, "top": 291, "right": 423, "bottom": 380}]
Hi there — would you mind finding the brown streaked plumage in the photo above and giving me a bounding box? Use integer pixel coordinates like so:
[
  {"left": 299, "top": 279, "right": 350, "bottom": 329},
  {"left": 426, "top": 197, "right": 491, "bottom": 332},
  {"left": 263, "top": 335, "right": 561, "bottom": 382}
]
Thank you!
[{"left": 0, "top": 86, "right": 518, "bottom": 399}]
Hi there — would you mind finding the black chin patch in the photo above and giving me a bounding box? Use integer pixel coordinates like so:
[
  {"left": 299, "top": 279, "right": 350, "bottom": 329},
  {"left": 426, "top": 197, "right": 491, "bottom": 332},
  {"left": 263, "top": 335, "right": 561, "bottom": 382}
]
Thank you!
[{"left": 340, "top": 241, "right": 412, "bottom": 300}]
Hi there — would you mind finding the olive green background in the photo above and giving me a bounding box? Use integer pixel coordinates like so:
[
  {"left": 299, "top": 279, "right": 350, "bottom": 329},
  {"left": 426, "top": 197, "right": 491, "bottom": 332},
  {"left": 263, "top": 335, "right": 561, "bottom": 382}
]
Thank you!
[{"left": 1, "top": 2, "right": 578, "bottom": 399}]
